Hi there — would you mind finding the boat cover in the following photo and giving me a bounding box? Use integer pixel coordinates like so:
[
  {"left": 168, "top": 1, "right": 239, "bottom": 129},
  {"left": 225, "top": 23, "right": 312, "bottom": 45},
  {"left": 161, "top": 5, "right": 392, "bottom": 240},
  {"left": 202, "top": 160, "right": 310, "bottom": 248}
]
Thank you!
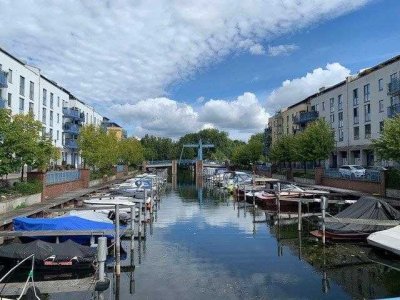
[
  {"left": 13, "top": 216, "right": 121, "bottom": 244},
  {"left": 67, "top": 210, "right": 113, "bottom": 224},
  {"left": 367, "top": 225, "right": 400, "bottom": 256},
  {"left": 326, "top": 196, "right": 400, "bottom": 234},
  {"left": 0, "top": 239, "right": 96, "bottom": 262}
]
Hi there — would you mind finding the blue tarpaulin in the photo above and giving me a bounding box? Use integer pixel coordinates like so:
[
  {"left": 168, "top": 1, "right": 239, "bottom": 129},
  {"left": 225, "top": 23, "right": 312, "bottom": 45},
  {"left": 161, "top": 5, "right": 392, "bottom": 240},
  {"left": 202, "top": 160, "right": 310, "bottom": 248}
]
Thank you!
[{"left": 13, "top": 216, "right": 122, "bottom": 245}]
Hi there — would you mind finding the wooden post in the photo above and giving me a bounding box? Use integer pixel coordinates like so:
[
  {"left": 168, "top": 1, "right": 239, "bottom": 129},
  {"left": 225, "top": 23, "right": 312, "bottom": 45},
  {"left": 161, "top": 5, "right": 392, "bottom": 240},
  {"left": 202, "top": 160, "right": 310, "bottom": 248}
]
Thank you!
[
  {"left": 130, "top": 206, "right": 135, "bottom": 251},
  {"left": 138, "top": 200, "right": 143, "bottom": 236},
  {"left": 115, "top": 204, "right": 121, "bottom": 277},
  {"left": 321, "top": 196, "right": 327, "bottom": 245},
  {"left": 297, "top": 199, "right": 302, "bottom": 231},
  {"left": 276, "top": 182, "right": 281, "bottom": 220}
]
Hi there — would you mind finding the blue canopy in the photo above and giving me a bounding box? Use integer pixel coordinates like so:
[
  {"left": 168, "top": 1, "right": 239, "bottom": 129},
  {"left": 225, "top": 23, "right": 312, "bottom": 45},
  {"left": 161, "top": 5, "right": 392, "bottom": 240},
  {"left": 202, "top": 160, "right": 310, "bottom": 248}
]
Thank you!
[{"left": 13, "top": 216, "right": 122, "bottom": 245}]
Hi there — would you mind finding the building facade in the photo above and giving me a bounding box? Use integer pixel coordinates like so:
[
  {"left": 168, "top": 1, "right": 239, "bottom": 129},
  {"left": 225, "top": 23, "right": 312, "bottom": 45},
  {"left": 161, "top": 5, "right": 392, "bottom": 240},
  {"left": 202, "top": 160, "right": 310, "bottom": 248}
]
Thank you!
[{"left": 267, "top": 54, "right": 400, "bottom": 168}]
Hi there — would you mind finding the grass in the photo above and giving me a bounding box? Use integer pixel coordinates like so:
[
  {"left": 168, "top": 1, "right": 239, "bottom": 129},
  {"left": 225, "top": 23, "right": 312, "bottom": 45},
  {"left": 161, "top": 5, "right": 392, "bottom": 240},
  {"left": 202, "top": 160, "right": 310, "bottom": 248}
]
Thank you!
[{"left": 0, "top": 180, "right": 43, "bottom": 201}]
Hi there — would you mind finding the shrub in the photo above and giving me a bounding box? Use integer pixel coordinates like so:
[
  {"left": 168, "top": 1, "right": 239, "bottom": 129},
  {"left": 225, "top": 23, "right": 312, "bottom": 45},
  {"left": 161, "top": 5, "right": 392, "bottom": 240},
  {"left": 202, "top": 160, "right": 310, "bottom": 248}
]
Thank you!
[
  {"left": 13, "top": 180, "right": 43, "bottom": 195},
  {"left": 387, "top": 169, "right": 400, "bottom": 189}
]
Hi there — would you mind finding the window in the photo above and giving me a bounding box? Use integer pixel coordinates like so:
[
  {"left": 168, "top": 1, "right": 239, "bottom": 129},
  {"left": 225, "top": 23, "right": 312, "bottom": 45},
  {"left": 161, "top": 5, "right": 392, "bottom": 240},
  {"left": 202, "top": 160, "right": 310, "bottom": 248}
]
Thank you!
[
  {"left": 379, "top": 100, "right": 384, "bottom": 112},
  {"left": 315, "top": 103, "right": 319, "bottom": 111},
  {"left": 29, "top": 102, "right": 34, "bottom": 115},
  {"left": 8, "top": 69, "right": 12, "bottom": 83},
  {"left": 364, "top": 104, "right": 371, "bottom": 122},
  {"left": 330, "top": 98, "right": 334, "bottom": 112},
  {"left": 57, "top": 113, "right": 60, "bottom": 124},
  {"left": 42, "top": 108, "right": 46, "bottom": 124},
  {"left": 338, "top": 128, "right": 344, "bottom": 142},
  {"left": 338, "top": 95, "right": 343, "bottom": 111},
  {"left": 57, "top": 130, "right": 59, "bottom": 140},
  {"left": 380, "top": 121, "right": 384, "bottom": 134},
  {"left": 390, "top": 72, "right": 397, "bottom": 81},
  {"left": 42, "top": 89, "right": 47, "bottom": 106},
  {"left": 29, "top": 81, "right": 34, "bottom": 100},
  {"left": 353, "top": 107, "right": 359, "bottom": 124},
  {"left": 365, "top": 124, "right": 371, "bottom": 139},
  {"left": 19, "top": 76, "right": 25, "bottom": 96},
  {"left": 322, "top": 101, "right": 325, "bottom": 111},
  {"left": 7, "top": 93, "right": 11, "bottom": 107},
  {"left": 49, "top": 129, "right": 53, "bottom": 139},
  {"left": 57, "top": 96, "right": 60, "bottom": 107},
  {"left": 363, "top": 84, "right": 370, "bottom": 102},
  {"left": 378, "top": 78, "right": 383, "bottom": 91},
  {"left": 50, "top": 93, "right": 54, "bottom": 109},
  {"left": 41, "top": 127, "right": 46, "bottom": 137},
  {"left": 50, "top": 111, "right": 53, "bottom": 127},
  {"left": 354, "top": 126, "right": 359, "bottom": 140},
  {"left": 338, "top": 112, "right": 343, "bottom": 128},
  {"left": 330, "top": 114, "right": 335, "bottom": 123},
  {"left": 353, "top": 88, "right": 358, "bottom": 106},
  {"left": 19, "top": 97, "right": 24, "bottom": 113}
]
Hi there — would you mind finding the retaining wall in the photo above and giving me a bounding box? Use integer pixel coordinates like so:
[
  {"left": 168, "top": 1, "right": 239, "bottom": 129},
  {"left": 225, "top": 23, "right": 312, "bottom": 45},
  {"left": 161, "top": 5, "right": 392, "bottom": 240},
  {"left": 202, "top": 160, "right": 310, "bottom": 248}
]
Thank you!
[{"left": 0, "top": 193, "right": 41, "bottom": 214}]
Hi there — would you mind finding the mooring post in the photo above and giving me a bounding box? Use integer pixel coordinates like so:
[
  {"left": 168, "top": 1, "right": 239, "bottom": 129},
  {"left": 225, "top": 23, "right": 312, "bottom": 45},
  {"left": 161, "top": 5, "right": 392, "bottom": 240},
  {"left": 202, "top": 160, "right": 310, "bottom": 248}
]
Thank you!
[
  {"left": 115, "top": 204, "right": 121, "bottom": 277},
  {"left": 276, "top": 182, "right": 281, "bottom": 220},
  {"left": 298, "top": 199, "right": 302, "bottom": 231},
  {"left": 130, "top": 205, "right": 135, "bottom": 250},
  {"left": 150, "top": 178, "right": 154, "bottom": 215},
  {"left": 321, "top": 196, "right": 327, "bottom": 245},
  {"left": 138, "top": 200, "right": 142, "bottom": 236},
  {"left": 98, "top": 237, "right": 107, "bottom": 282}
]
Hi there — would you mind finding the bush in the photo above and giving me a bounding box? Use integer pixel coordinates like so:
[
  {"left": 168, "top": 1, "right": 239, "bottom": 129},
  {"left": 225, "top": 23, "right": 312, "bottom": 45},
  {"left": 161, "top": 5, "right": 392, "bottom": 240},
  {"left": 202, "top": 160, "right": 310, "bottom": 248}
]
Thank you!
[
  {"left": 293, "top": 171, "right": 315, "bottom": 179},
  {"left": 13, "top": 181, "right": 43, "bottom": 195},
  {"left": 387, "top": 169, "right": 400, "bottom": 189}
]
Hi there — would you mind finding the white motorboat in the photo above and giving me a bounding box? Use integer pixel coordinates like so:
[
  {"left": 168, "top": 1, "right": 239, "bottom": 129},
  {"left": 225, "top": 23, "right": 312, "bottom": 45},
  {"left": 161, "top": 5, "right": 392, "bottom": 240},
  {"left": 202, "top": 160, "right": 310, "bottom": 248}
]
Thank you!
[{"left": 367, "top": 225, "right": 400, "bottom": 256}]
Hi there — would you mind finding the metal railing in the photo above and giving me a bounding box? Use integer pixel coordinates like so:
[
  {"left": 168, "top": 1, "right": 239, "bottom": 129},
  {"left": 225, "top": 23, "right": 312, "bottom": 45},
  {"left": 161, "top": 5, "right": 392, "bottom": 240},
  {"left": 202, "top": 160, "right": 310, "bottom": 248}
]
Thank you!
[
  {"left": 63, "top": 123, "right": 80, "bottom": 134},
  {"left": 148, "top": 160, "right": 173, "bottom": 166},
  {"left": 64, "top": 138, "right": 78, "bottom": 149},
  {"left": 388, "top": 103, "right": 400, "bottom": 118},
  {"left": 324, "top": 168, "right": 381, "bottom": 183},
  {"left": 293, "top": 111, "right": 319, "bottom": 125},
  {"left": 0, "top": 71, "right": 8, "bottom": 88},
  {"left": 45, "top": 170, "right": 81, "bottom": 185},
  {"left": 62, "top": 108, "right": 85, "bottom": 122},
  {"left": 388, "top": 78, "right": 400, "bottom": 96}
]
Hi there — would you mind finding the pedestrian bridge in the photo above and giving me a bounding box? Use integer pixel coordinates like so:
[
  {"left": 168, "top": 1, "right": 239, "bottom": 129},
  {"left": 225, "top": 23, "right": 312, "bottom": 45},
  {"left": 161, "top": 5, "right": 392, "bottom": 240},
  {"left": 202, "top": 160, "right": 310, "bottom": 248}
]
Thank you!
[{"left": 145, "top": 160, "right": 226, "bottom": 168}]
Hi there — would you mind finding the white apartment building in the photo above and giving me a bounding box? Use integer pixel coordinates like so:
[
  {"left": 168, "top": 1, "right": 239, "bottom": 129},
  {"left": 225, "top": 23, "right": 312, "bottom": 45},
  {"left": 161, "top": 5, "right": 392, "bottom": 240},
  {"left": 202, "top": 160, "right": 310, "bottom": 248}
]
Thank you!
[
  {"left": 0, "top": 47, "right": 106, "bottom": 168},
  {"left": 0, "top": 48, "right": 66, "bottom": 150},
  {"left": 310, "top": 55, "right": 400, "bottom": 167}
]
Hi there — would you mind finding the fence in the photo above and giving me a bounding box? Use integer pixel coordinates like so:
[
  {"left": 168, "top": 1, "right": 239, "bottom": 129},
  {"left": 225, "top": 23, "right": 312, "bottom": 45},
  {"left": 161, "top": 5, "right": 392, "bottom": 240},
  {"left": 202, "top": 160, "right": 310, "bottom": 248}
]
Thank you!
[
  {"left": 45, "top": 170, "right": 81, "bottom": 186},
  {"left": 323, "top": 168, "right": 382, "bottom": 183}
]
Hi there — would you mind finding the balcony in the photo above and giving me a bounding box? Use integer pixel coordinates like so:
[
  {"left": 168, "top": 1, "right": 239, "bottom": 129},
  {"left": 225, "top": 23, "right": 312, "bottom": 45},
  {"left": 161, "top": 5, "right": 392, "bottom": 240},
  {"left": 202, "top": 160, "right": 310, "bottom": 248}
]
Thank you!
[
  {"left": 388, "top": 78, "right": 400, "bottom": 96},
  {"left": 293, "top": 111, "right": 319, "bottom": 125},
  {"left": 0, "top": 71, "right": 8, "bottom": 88},
  {"left": 64, "top": 138, "right": 78, "bottom": 149},
  {"left": 388, "top": 103, "right": 400, "bottom": 118},
  {"left": 63, "top": 123, "right": 80, "bottom": 135},
  {"left": 62, "top": 108, "right": 85, "bottom": 122}
]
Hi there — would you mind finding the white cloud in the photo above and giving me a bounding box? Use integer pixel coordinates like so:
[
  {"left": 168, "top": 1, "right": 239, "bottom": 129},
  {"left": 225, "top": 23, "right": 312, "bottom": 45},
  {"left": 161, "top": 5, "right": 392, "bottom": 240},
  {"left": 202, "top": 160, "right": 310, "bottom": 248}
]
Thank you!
[
  {"left": 0, "top": 0, "right": 369, "bottom": 108},
  {"left": 268, "top": 44, "right": 299, "bottom": 57},
  {"left": 109, "top": 92, "right": 269, "bottom": 139},
  {"left": 266, "top": 63, "right": 351, "bottom": 111}
]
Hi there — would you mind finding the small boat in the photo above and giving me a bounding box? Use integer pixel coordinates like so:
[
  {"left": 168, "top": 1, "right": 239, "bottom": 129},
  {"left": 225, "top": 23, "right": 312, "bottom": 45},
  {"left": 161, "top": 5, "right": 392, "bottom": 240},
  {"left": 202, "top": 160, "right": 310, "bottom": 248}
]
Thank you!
[
  {"left": 367, "top": 225, "right": 400, "bottom": 256},
  {"left": 310, "top": 196, "right": 400, "bottom": 241},
  {"left": 13, "top": 216, "right": 123, "bottom": 245},
  {"left": 0, "top": 240, "right": 96, "bottom": 270}
]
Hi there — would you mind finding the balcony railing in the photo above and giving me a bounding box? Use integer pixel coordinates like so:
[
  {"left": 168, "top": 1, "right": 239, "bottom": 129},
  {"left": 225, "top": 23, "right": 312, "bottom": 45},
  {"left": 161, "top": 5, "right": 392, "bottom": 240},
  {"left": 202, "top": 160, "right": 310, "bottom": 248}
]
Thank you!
[
  {"left": 64, "top": 138, "right": 78, "bottom": 149},
  {"left": 388, "top": 78, "right": 400, "bottom": 96},
  {"left": 0, "top": 71, "right": 8, "bottom": 88},
  {"left": 62, "top": 108, "right": 85, "bottom": 122},
  {"left": 388, "top": 103, "right": 400, "bottom": 118},
  {"left": 63, "top": 123, "right": 80, "bottom": 135},
  {"left": 45, "top": 170, "right": 80, "bottom": 186},
  {"left": 293, "top": 111, "right": 319, "bottom": 125}
]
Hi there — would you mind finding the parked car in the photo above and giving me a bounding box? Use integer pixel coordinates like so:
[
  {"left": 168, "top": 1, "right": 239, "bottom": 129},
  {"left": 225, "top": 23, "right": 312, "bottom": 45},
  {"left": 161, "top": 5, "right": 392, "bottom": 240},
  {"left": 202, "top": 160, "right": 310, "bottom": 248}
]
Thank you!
[{"left": 339, "top": 165, "right": 366, "bottom": 178}]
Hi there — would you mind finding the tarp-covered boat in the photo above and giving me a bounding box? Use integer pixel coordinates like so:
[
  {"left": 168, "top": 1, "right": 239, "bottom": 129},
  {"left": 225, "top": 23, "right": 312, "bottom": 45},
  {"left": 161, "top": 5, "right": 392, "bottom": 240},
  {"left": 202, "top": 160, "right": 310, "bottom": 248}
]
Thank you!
[
  {"left": 13, "top": 216, "right": 121, "bottom": 245},
  {"left": 311, "top": 196, "right": 400, "bottom": 240},
  {"left": 0, "top": 240, "right": 96, "bottom": 270},
  {"left": 367, "top": 225, "right": 400, "bottom": 256}
]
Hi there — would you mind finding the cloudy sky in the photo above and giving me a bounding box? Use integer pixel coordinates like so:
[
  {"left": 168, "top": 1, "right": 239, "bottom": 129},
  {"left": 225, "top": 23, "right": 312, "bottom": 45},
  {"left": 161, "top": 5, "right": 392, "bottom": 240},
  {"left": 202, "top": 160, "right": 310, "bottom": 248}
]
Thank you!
[{"left": 1, "top": 0, "right": 399, "bottom": 140}]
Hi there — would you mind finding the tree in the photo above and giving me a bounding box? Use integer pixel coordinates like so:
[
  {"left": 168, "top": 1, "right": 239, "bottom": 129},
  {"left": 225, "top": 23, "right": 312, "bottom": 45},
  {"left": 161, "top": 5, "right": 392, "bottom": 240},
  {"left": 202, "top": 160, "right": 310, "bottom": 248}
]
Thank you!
[
  {"left": 373, "top": 116, "right": 400, "bottom": 162},
  {"left": 119, "top": 138, "right": 144, "bottom": 166},
  {"left": 268, "top": 134, "right": 298, "bottom": 167},
  {"left": 231, "top": 132, "right": 264, "bottom": 166}
]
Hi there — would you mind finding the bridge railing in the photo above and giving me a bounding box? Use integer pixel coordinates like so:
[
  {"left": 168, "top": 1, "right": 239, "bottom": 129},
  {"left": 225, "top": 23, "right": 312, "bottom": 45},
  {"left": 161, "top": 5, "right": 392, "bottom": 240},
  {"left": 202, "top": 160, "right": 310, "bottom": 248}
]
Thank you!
[{"left": 148, "top": 160, "right": 173, "bottom": 165}]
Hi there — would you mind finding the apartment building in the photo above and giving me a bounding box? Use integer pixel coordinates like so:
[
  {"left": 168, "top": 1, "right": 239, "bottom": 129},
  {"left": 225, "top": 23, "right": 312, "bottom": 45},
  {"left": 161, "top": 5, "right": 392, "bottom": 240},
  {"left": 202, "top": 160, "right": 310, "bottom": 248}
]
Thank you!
[{"left": 267, "top": 54, "right": 400, "bottom": 168}]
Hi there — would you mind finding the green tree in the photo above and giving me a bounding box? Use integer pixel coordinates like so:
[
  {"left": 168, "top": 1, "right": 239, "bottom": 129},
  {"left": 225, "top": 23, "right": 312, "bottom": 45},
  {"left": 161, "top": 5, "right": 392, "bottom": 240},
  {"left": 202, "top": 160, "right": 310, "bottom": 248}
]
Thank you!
[
  {"left": 119, "top": 138, "right": 144, "bottom": 166},
  {"left": 373, "top": 116, "right": 400, "bottom": 162}
]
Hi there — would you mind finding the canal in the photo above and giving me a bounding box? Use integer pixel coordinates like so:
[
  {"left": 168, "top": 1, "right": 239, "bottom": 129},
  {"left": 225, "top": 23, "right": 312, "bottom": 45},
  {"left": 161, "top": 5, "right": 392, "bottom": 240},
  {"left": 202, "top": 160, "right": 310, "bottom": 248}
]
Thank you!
[{"left": 23, "top": 173, "right": 400, "bottom": 299}]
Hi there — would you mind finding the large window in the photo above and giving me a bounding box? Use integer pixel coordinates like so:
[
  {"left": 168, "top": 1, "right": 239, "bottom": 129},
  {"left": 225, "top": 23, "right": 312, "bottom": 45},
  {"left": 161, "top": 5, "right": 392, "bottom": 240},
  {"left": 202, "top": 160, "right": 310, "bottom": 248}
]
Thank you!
[
  {"left": 29, "top": 81, "right": 34, "bottom": 100},
  {"left": 365, "top": 124, "right": 371, "bottom": 139},
  {"left": 7, "top": 93, "right": 11, "bottom": 107},
  {"left": 50, "top": 111, "right": 53, "bottom": 127},
  {"left": 322, "top": 101, "right": 325, "bottom": 111},
  {"left": 338, "top": 128, "right": 344, "bottom": 142},
  {"left": 364, "top": 104, "right": 371, "bottom": 122},
  {"left": 8, "top": 69, "right": 12, "bottom": 83},
  {"left": 338, "top": 94, "right": 343, "bottom": 111},
  {"left": 43, "top": 89, "right": 47, "bottom": 106},
  {"left": 19, "top": 76, "right": 25, "bottom": 96},
  {"left": 353, "top": 88, "right": 358, "bottom": 106},
  {"left": 354, "top": 126, "right": 359, "bottom": 140},
  {"left": 353, "top": 107, "right": 359, "bottom": 124},
  {"left": 363, "top": 84, "right": 370, "bottom": 102},
  {"left": 380, "top": 121, "right": 384, "bottom": 134},
  {"left": 29, "top": 102, "right": 34, "bottom": 115},
  {"left": 378, "top": 78, "right": 383, "bottom": 91},
  {"left": 50, "top": 92, "right": 54, "bottom": 109},
  {"left": 19, "top": 97, "right": 24, "bottom": 113},
  {"left": 338, "top": 112, "right": 343, "bottom": 128},
  {"left": 330, "top": 114, "right": 335, "bottom": 123},
  {"left": 42, "top": 108, "right": 46, "bottom": 124},
  {"left": 330, "top": 98, "right": 334, "bottom": 112}
]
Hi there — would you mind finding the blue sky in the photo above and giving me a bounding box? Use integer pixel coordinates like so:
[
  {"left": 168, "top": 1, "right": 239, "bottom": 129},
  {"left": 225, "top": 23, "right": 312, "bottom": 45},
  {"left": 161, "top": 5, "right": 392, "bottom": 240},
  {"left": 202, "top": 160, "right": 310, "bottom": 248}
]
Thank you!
[{"left": 0, "top": 0, "right": 398, "bottom": 140}]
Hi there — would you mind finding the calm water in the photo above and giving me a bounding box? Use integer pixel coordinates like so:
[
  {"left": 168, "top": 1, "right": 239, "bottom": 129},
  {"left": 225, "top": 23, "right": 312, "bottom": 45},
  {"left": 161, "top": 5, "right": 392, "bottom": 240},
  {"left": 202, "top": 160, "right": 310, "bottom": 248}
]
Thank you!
[{"left": 22, "top": 174, "right": 400, "bottom": 299}]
